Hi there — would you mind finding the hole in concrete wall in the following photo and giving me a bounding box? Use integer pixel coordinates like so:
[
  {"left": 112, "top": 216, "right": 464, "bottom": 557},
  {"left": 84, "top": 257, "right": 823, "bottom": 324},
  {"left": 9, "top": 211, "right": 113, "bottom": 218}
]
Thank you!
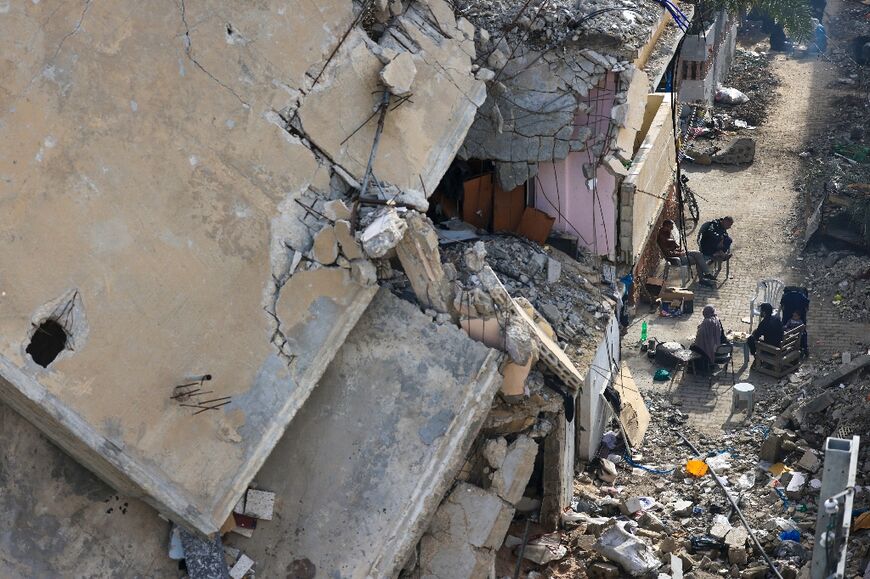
[{"left": 26, "top": 319, "right": 68, "bottom": 368}]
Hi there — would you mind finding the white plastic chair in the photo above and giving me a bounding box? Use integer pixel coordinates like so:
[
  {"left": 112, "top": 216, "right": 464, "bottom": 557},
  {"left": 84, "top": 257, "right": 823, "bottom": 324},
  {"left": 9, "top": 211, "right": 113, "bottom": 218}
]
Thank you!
[{"left": 749, "top": 278, "right": 785, "bottom": 331}]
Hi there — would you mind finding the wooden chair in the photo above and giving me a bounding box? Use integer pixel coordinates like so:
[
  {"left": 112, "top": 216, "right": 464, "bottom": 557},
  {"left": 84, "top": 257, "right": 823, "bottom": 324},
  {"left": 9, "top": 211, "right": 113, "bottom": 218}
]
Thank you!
[{"left": 753, "top": 325, "right": 804, "bottom": 378}]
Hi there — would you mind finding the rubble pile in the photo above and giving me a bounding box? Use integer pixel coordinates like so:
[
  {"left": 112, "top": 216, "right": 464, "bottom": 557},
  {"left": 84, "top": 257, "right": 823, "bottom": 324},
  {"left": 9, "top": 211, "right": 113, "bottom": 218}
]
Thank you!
[
  {"left": 715, "top": 48, "right": 779, "bottom": 128},
  {"left": 454, "top": 0, "right": 663, "bottom": 55},
  {"left": 802, "top": 249, "right": 870, "bottom": 322},
  {"left": 794, "top": 1, "right": 870, "bottom": 251},
  {"left": 522, "top": 358, "right": 870, "bottom": 578},
  {"left": 441, "top": 235, "right": 617, "bottom": 365}
]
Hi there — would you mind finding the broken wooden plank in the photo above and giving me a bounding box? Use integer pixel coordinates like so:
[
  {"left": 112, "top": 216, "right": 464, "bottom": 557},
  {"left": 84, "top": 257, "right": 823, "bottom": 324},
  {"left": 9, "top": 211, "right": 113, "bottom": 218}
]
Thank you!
[
  {"left": 812, "top": 354, "right": 870, "bottom": 389},
  {"left": 614, "top": 362, "right": 650, "bottom": 448}
]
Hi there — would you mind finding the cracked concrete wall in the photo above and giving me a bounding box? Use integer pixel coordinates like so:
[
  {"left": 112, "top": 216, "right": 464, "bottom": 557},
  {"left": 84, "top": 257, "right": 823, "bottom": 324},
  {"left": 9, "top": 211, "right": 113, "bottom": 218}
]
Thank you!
[{"left": 0, "top": 0, "right": 484, "bottom": 538}]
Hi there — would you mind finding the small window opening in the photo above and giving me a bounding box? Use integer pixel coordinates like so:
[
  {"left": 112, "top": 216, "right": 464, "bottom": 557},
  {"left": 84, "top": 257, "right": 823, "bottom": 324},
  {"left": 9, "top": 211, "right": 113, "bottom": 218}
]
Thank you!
[{"left": 27, "top": 319, "right": 68, "bottom": 367}]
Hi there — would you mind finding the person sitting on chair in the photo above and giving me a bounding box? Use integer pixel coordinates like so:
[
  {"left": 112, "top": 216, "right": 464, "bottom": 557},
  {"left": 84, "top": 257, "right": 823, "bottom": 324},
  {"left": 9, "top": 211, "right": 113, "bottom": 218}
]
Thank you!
[
  {"left": 783, "top": 310, "right": 809, "bottom": 359},
  {"left": 748, "top": 303, "right": 783, "bottom": 356},
  {"left": 690, "top": 305, "right": 728, "bottom": 375},
  {"left": 699, "top": 217, "right": 734, "bottom": 263},
  {"left": 657, "top": 220, "right": 715, "bottom": 283}
]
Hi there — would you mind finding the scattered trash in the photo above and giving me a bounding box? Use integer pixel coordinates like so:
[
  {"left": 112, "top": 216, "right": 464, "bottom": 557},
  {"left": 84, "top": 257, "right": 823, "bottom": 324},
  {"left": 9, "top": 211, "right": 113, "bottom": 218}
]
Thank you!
[
  {"left": 715, "top": 86, "right": 750, "bottom": 105},
  {"left": 653, "top": 369, "right": 670, "bottom": 382},
  {"left": 686, "top": 459, "right": 709, "bottom": 477},
  {"left": 593, "top": 521, "right": 662, "bottom": 577}
]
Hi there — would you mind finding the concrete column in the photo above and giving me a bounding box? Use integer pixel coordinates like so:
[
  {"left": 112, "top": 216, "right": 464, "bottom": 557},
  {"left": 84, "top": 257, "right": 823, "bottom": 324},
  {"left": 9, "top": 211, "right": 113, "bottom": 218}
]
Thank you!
[{"left": 810, "top": 435, "right": 860, "bottom": 579}]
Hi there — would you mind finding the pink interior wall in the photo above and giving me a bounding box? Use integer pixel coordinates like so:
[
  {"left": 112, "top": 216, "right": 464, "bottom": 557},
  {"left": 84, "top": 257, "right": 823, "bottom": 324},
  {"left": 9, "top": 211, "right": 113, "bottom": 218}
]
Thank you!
[{"left": 534, "top": 74, "right": 618, "bottom": 257}]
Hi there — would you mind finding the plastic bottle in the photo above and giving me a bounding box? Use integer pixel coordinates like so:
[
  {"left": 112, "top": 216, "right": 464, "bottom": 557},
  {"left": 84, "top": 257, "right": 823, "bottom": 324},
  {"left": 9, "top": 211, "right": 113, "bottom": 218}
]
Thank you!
[{"left": 640, "top": 321, "right": 648, "bottom": 342}]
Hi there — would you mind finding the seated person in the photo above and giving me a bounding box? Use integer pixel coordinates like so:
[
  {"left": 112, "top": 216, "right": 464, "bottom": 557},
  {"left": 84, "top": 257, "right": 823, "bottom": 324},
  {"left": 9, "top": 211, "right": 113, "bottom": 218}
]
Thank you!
[
  {"left": 657, "top": 220, "right": 715, "bottom": 282},
  {"left": 781, "top": 287, "right": 810, "bottom": 357},
  {"left": 698, "top": 217, "right": 734, "bottom": 262},
  {"left": 690, "top": 305, "right": 729, "bottom": 375},
  {"left": 783, "top": 310, "right": 809, "bottom": 358},
  {"left": 748, "top": 303, "right": 783, "bottom": 355}
]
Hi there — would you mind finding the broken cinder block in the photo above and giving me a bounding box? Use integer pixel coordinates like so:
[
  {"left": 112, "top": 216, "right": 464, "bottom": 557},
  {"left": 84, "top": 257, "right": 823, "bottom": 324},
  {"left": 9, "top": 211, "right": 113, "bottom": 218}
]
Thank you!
[
  {"left": 243, "top": 489, "right": 275, "bottom": 521},
  {"left": 228, "top": 554, "right": 254, "bottom": 579},
  {"left": 361, "top": 208, "right": 407, "bottom": 258},
  {"left": 380, "top": 52, "right": 417, "bottom": 96}
]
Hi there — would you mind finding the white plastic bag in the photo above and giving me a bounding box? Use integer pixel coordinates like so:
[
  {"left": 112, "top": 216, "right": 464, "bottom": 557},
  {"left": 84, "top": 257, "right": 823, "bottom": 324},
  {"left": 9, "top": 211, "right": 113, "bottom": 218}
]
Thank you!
[{"left": 715, "top": 86, "right": 749, "bottom": 105}]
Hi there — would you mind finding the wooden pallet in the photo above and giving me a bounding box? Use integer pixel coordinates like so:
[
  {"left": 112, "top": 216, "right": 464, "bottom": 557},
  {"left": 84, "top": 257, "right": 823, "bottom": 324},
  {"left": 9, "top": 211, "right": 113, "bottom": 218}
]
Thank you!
[{"left": 753, "top": 325, "right": 803, "bottom": 378}]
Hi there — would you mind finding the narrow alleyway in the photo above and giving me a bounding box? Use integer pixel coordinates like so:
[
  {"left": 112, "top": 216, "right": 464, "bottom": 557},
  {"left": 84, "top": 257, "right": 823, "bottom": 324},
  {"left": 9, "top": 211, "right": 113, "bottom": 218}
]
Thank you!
[{"left": 625, "top": 27, "right": 870, "bottom": 435}]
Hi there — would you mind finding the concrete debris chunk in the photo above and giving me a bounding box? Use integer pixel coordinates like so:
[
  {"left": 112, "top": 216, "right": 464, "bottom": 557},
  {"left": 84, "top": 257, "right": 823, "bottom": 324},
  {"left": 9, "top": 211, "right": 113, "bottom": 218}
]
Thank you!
[
  {"left": 377, "top": 184, "right": 429, "bottom": 211},
  {"left": 228, "top": 554, "right": 255, "bottom": 579},
  {"left": 672, "top": 500, "right": 693, "bottom": 517},
  {"left": 519, "top": 537, "right": 568, "bottom": 565},
  {"left": 312, "top": 225, "right": 339, "bottom": 265},
  {"left": 244, "top": 489, "right": 275, "bottom": 521},
  {"left": 324, "top": 199, "right": 351, "bottom": 221},
  {"left": 796, "top": 450, "right": 820, "bottom": 473},
  {"left": 380, "top": 52, "right": 417, "bottom": 96},
  {"left": 724, "top": 526, "right": 748, "bottom": 548},
  {"left": 588, "top": 561, "right": 621, "bottom": 578},
  {"left": 593, "top": 521, "right": 661, "bottom": 577},
  {"left": 360, "top": 208, "right": 407, "bottom": 258},
  {"left": 490, "top": 435, "right": 538, "bottom": 504},
  {"left": 334, "top": 220, "right": 365, "bottom": 260},
  {"left": 464, "top": 241, "right": 487, "bottom": 273},
  {"left": 504, "top": 316, "right": 534, "bottom": 366},
  {"left": 709, "top": 514, "right": 732, "bottom": 539},
  {"left": 395, "top": 211, "right": 452, "bottom": 312},
  {"left": 483, "top": 437, "right": 507, "bottom": 470}
]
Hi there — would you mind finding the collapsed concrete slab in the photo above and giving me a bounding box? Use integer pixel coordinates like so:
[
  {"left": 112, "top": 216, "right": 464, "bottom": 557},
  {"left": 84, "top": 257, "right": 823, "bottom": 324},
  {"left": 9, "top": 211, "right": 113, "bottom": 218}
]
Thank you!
[
  {"left": 224, "top": 289, "right": 502, "bottom": 577},
  {"left": 0, "top": 0, "right": 486, "bottom": 540}
]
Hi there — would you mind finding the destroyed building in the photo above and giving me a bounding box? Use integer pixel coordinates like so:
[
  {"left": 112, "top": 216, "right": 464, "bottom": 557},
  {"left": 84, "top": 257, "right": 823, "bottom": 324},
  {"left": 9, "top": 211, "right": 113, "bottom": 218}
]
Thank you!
[{"left": 0, "top": 0, "right": 647, "bottom": 577}]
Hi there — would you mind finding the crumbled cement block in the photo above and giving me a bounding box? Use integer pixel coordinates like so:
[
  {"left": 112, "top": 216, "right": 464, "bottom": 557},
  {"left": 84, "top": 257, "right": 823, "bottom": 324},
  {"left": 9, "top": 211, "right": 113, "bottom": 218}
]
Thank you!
[
  {"left": 520, "top": 542, "right": 568, "bottom": 564},
  {"left": 350, "top": 259, "right": 377, "bottom": 286},
  {"left": 419, "top": 532, "right": 494, "bottom": 579},
  {"left": 585, "top": 516, "right": 614, "bottom": 537},
  {"left": 504, "top": 316, "right": 534, "bottom": 366},
  {"left": 395, "top": 211, "right": 452, "bottom": 312},
  {"left": 464, "top": 241, "right": 487, "bottom": 272},
  {"left": 244, "top": 489, "right": 275, "bottom": 521},
  {"left": 361, "top": 208, "right": 407, "bottom": 258},
  {"left": 324, "top": 199, "right": 352, "bottom": 221},
  {"left": 334, "top": 220, "right": 365, "bottom": 260},
  {"left": 547, "top": 257, "right": 561, "bottom": 284},
  {"left": 728, "top": 545, "right": 749, "bottom": 565},
  {"left": 229, "top": 554, "right": 254, "bottom": 579},
  {"left": 380, "top": 52, "right": 417, "bottom": 96},
  {"left": 588, "top": 561, "right": 621, "bottom": 578},
  {"left": 724, "top": 526, "right": 748, "bottom": 548},
  {"left": 672, "top": 500, "right": 693, "bottom": 517},
  {"left": 709, "top": 515, "right": 731, "bottom": 540},
  {"left": 759, "top": 432, "right": 783, "bottom": 463},
  {"left": 483, "top": 437, "right": 507, "bottom": 470},
  {"left": 491, "top": 435, "right": 538, "bottom": 504},
  {"left": 312, "top": 225, "right": 339, "bottom": 265},
  {"left": 620, "top": 496, "right": 646, "bottom": 516},
  {"left": 432, "top": 483, "right": 514, "bottom": 550},
  {"left": 796, "top": 450, "right": 820, "bottom": 473}
]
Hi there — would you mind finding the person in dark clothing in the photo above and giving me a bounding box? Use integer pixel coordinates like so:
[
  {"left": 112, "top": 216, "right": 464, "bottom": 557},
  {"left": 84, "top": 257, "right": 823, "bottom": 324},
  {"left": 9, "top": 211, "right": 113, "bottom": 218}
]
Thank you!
[
  {"left": 657, "top": 220, "right": 714, "bottom": 282},
  {"left": 698, "top": 217, "right": 734, "bottom": 260},
  {"left": 781, "top": 287, "right": 810, "bottom": 357},
  {"left": 690, "top": 305, "right": 729, "bottom": 375},
  {"left": 748, "top": 303, "right": 784, "bottom": 355}
]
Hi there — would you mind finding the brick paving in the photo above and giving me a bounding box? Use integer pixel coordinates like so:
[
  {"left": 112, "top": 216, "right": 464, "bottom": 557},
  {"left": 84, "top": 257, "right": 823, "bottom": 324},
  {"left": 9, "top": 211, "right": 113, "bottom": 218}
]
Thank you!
[{"left": 623, "top": 50, "right": 870, "bottom": 434}]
